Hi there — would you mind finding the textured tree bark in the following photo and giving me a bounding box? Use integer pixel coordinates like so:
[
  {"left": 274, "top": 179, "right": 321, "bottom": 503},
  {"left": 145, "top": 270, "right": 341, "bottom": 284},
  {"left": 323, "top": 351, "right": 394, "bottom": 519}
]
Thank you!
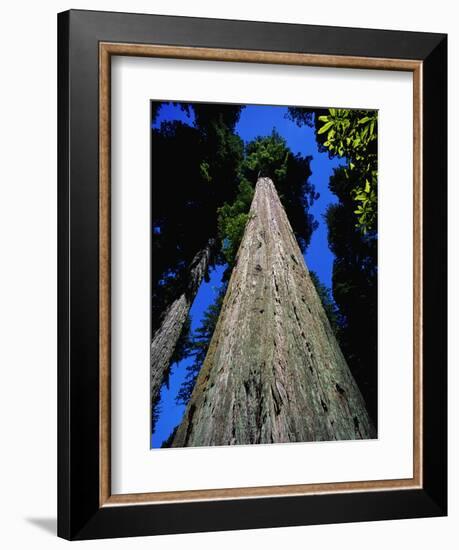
[
  {"left": 151, "top": 239, "right": 215, "bottom": 408},
  {"left": 172, "top": 178, "right": 375, "bottom": 447}
]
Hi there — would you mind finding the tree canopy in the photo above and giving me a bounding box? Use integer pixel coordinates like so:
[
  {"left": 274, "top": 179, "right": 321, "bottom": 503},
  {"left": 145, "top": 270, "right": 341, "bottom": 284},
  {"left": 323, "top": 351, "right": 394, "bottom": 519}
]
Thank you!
[
  {"left": 151, "top": 103, "right": 244, "bottom": 333},
  {"left": 218, "top": 130, "right": 318, "bottom": 270},
  {"left": 288, "top": 107, "right": 378, "bottom": 233}
]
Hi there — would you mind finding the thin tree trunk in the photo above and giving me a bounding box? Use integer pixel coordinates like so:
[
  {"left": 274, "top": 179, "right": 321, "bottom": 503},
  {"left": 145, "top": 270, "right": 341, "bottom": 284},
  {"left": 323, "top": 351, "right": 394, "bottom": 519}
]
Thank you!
[
  {"left": 151, "top": 238, "right": 215, "bottom": 408},
  {"left": 172, "top": 178, "right": 375, "bottom": 447}
]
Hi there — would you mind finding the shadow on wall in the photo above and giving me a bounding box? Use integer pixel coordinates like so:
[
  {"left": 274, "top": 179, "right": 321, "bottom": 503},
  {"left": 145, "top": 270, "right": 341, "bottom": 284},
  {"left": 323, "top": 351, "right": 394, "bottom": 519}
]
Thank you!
[{"left": 25, "top": 517, "right": 56, "bottom": 536}]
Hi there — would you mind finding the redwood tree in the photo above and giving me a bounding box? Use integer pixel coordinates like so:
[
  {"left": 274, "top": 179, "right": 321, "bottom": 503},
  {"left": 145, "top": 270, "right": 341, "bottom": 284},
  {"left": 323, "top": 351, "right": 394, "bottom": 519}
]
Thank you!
[
  {"left": 172, "top": 177, "right": 375, "bottom": 446},
  {"left": 150, "top": 239, "right": 215, "bottom": 407}
]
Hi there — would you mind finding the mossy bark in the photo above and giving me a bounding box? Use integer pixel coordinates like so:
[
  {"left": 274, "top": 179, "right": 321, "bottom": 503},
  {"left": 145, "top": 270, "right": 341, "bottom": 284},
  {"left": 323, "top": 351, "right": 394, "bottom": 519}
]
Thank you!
[
  {"left": 172, "top": 178, "right": 375, "bottom": 447},
  {"left": 151, "top": 239, "right": 214, "bottom": 408}
]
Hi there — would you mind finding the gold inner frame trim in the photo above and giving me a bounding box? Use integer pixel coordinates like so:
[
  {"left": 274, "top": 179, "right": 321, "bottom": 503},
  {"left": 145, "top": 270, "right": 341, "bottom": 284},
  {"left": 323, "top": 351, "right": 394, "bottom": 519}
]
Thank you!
[{"left": 99, "top": 42, "right": 423, "bottom": 507}]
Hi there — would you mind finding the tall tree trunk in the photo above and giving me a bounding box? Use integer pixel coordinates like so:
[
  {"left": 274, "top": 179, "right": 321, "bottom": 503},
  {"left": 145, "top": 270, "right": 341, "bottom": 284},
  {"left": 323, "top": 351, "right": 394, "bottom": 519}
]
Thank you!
[
  {"left": 151, "top": 239, "right": 215, "bottom": 408},
  {"left": 172, "top": 178, "right": 375, "bottom": 447}
]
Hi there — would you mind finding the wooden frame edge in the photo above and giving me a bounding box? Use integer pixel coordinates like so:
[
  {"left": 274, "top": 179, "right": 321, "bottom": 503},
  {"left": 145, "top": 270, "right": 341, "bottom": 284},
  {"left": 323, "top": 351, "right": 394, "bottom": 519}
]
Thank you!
[
  {"left": 99, "top": 42, "right": 423, "bottom": 507},
  {"left": 413, "top": 63, "right": 423, "bottom": 488},
  {"left": 100, "top": 43, "right": 111, "bottom": 506},
  {"left": 105, "top": 477, "right": 421, "bottom": 506},
  {"left": 101, "top": 42, "right": 421, "bottom": 71}
]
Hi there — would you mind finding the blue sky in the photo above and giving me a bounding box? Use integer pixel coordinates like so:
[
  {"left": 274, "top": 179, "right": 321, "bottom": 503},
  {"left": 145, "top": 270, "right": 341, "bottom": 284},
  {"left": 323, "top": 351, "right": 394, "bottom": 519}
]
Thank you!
[{"left": 151, "top": 102, "right": 346, "bottom": 448}]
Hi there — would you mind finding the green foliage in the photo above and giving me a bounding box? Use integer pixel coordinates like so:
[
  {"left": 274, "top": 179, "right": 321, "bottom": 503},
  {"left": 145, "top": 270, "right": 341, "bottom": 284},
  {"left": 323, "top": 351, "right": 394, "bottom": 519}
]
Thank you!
[
  {"left": 288, "top": 107, "right": 378, "bottom": 233},
  {"left": 220, "top": 212, "right": 250, "bottom": 267},
  {"left": 217, "top": 131, "right": 318, "bottom": 272},
  {"left": 317, "top": 108, "right": 377, "bottom": 233},
  {"left": 199, "top": 161, "right": 212, "bottom": 183},
  {"left": 285, "top": 107, "right": 315, "bottom": 128},
  {"left": 244, "top": 131, "right": 319, "bottom": 252},
  {"left": 242, "top": 130, "right": 290, "bottom": 182},
  {"left": 176, "top": 285, "right": 227, "bottom": 406},
  {"left": 217, "top": 179, "right": 254, "bottom": 266},
  {"left": 309, "top": 270, "right": 341, "bottom": 335}
]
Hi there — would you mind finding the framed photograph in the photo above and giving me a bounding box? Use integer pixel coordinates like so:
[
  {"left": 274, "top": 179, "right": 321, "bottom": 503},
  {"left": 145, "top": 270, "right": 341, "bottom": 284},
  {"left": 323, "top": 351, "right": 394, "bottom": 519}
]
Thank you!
[{"left": 57, "top": 9, "right": 447, "bottom": 540}]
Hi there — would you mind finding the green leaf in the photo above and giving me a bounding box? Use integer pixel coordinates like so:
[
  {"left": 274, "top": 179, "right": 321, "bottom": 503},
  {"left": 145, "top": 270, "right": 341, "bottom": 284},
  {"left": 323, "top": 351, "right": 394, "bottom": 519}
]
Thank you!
[
  {"left": 318, "top": 121, "right": 334, "bottom": 134},
  {"left": 318, "top": 115, "right": 329, "bottom": 122},
  {"left": 199, "top": 161, "right": 212, "bottom": 183}
]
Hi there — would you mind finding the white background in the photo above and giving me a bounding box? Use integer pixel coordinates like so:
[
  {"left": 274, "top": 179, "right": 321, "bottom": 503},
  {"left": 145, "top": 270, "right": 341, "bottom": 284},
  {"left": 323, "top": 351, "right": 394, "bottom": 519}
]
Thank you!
[
  {"left": 0, "top": 1, "right": 455, "bottom": 548},
  {"left": 111, "top": 57, "right": 413, "bottom": 494}
]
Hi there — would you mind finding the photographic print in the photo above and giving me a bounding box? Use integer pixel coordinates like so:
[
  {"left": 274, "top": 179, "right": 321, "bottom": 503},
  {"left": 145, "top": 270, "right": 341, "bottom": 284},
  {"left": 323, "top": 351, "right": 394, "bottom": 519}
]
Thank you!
[{"left": 151, "top": 101, "right": 378, "bottom": 449}]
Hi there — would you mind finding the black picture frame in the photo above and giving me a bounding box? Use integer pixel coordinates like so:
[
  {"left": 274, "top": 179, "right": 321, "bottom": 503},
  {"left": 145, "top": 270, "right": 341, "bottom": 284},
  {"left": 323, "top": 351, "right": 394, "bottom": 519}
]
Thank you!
[{"left": 58, "top": 9, "right": 447, "bottom": 540}]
